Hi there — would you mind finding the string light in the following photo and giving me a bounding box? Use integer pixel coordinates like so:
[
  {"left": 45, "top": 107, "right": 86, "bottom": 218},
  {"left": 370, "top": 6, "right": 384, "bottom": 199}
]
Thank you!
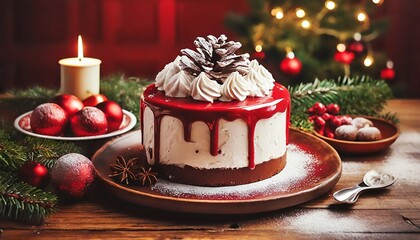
[
  {"left": 286, "top": 51, "right": 295, "bottom": 59},
  {"left": 271, "top": 7, "right": 284, "bottom": 19},
  {"left": 255, "top": 44, "right": 263, "bottom": 52},
  {"left": 325, "top": 1, "right": 336, "bottom": 10},
  {"left": 336, "top": 43, "right": 346, "bottom": 52},
  {"left": 295, "top": 8, "right": 306, "bottom": 18},
  {"left": 301, "top": 20, "right": 311, "bottom": 29},
  {"left": 372, "top": 0, "right": 384, "bottom": 4},
  {"left": 386, "top": 60, "right": 394, "bottom": 69},
  {"left": 353, "top": 32, "right": 362, "bottom": 41},
  {"left": 364, "top": 56, "right": 374, "bottom": 67},
  {"left": 357, "top": 12, "right": 367, "bottom": 22}
]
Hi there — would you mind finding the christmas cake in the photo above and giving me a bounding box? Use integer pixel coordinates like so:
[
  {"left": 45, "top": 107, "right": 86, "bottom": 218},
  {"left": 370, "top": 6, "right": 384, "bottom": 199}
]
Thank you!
[{"left": 141, "top": 35, "right": 290, "bottom": 186}]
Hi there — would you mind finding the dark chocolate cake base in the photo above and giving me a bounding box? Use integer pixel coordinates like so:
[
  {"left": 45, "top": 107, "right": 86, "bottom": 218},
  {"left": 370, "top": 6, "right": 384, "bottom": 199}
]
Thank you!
[{"left": 156, "top": 153, "right": 287, "bottom": 187}]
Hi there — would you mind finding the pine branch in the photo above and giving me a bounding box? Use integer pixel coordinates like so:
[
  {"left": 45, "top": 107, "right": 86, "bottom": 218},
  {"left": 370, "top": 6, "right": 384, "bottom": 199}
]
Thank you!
[
  {"left": 0, "top": 172, "right": 57, "bottom": 225},
  {"left": 0, "top": 130, "right": 26, "bottom": 172},
  {"left": 0, "top": 87, "right": 57, "bottom": 118},
  {"left": 23, "top": 137, "right": 82, "bottom": 169},
  {"left": 289, "top": 76, "right": 395, "bottom": 130}
]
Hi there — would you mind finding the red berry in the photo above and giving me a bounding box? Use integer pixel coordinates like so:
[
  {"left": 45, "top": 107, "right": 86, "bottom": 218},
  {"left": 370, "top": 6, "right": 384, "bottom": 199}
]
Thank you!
[
  {"left": 326, "top": 103, "right": 340, "bottom": 115},
  {"left": 307, "top": 107, "right": 316, "bottom": 116},
  {"left": 331, "top": 116, "right": 343, "bottom": 128},
  {"left": 322, "top": 113, "right": 332, "bottom": 121},
  {"left": 313, "top": 116, "right": 326, "bottom": 128},
  {"left": 325, "top": 129, "right": 335, "bottom": 139},
  {"left": 312, "top": 102, "right": 326, "bottom": 115},
  {"left": 316, "top": 128, "right": 325, "bottom": 136}
]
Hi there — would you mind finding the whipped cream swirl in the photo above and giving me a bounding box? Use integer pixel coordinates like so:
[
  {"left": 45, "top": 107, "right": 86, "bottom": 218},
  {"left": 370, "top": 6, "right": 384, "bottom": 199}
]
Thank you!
[
  {"left": 190, "top": 72, "right": 221, "bottom": 102},
  {"left": 154, "top": 36, "right": 277, "bottom": 102},
  {"left": 219, "top": 72, "right": 251, "bottom": 102}
]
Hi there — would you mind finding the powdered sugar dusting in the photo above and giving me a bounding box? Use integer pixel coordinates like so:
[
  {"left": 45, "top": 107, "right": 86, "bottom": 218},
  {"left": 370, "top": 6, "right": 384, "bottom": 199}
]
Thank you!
[{"left": 151, "top": 143, "right": 319, "bottom": 200}]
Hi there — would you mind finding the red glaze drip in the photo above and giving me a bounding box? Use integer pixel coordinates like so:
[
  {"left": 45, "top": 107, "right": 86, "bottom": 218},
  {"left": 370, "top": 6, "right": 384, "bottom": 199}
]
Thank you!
[{"left": 141, "top": 83, "right": 290, "bottom": 169}]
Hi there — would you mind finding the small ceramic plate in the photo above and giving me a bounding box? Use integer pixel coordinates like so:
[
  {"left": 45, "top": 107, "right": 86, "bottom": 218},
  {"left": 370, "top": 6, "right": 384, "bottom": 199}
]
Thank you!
[
  {"left": 92, "top": 129, "right": 342, "bottom": 215},
  {"left": 313, "top": 116, "right": 399, "bottom": 154},
  {"left": 14, "top": 110, "right": 137, "bottom": 141}
]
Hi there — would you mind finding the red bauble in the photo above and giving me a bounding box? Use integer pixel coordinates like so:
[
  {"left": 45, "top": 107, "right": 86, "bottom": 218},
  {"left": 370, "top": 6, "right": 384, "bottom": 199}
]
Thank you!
[
  {"left": 30, "top": 103, "right": 68, "bottom": 136},
  {"left": 347, "top": 41, "right": 365, "bottom": 54},
  {"left": 70, "top": 107, "right": 108, "bottom": 136},
  {"left": 326, "top": 103, "right": 340, "bottom": 115},
  {"left": 334, "top": 51, "right": 355, "bottom": 65},
  {"left": 51, "top": 153, "right": 96, "bottom": 198},
  {"left": 82, "top": 94, "right": 108, "bottom": 107},
  {"left": 51, "top": 94, "right": 83, "bottom": 117},
  {"left": 96, "top": 101, "right": 124, "bottom": 132},
  {"left": 380, "top": 68, "right": 395, "bottom": 80},
  {"left": 280, "top": 57, "right": 302, "bottom": 77},
  {"left": 18, "top": 161, "right": 50, "bottom": 188},
  {"left": 252, "top": 51, "right": 266, "bottom": 60}
]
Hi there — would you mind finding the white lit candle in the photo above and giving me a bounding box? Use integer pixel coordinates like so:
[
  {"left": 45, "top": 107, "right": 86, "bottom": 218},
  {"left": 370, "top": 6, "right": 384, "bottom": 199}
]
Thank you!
[{"left": 59, "top": 35, "right": 101, "bottom": 100}]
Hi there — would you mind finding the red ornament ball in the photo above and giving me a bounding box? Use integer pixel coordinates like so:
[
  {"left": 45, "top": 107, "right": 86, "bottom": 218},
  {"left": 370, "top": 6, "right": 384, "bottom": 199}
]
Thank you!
[
  {"left": 380, "top": 68, "right": 395, "bottom": 80},
  {"left": 280, "top": 57, "right": 302, "bottom": 77},
  {"left": 50, "top": 94, "right": 83, "bottom": 117},
  {"left": 70, "top": 107, "right": 108, "bottom": 136},
  {"left": 51, "top": 153, "right": 96, "bottom": 198},
  {"left": 18, "top": 161, "right": 50, "bottom": 188},
  {"left": 82, "top": 94, "right": 108, "bottom": 107},
  {"left": 30, "top": 103, "right": 68, "bottom": 136},
  {"left": 96, "top": 101, "right": 124, "bottom": 132},
  {"left": 347, "top": 41, "right": 365, "bottom": 54},
  {"left": 334, "top": 51, "right": 355, "bottom": 65},
  {"left": 252, "top": 51, "right": 266, "bottom": 60}
]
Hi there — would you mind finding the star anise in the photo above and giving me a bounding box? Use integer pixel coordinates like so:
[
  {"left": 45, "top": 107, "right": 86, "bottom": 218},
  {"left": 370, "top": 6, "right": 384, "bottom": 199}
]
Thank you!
[
  {"left": 109, "top": 155, "right": 142, "bottom": 185},
  {"left": 136, "top": 167, "right": 158, "bottom": 186}
]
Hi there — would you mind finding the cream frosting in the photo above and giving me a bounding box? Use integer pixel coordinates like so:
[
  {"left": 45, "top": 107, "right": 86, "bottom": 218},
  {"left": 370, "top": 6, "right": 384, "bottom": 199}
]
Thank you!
[
  {"left": 154, "top": 38, "right": 276, "bottom": 102},
  {"left": 219, "top": 72, "right": 252, "bottom": 102},
  {"left": 162, "top": 70, "right": 193, "bottom": 98},
  {"left": 190, "top": 72, "right": 221, "bottom": 102}
]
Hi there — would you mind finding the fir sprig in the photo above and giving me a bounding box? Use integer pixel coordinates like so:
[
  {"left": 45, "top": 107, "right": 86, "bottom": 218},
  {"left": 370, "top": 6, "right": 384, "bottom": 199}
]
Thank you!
[
  {"left": 24, "top": 137, "right": 82, "bottom": 169},
  {"left": 0, "top": 172, "right": 57, "bottom": 225},
  {"left": 289, "top": 76, "right": 395, "bottom": 130},
  {"left": 0, "top": 130, "right": 26, "bottom": 172}
]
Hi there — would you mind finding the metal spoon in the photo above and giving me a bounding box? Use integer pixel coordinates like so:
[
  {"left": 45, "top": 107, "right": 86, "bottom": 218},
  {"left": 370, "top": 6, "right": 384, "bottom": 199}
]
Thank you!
[{"left": 333, "top": 170, "right": 396, "bottom": 204}]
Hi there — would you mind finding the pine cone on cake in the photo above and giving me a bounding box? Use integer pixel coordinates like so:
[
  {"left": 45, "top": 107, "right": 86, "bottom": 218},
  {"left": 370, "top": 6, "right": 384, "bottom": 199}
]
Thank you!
[{"left": 180, "top": 34, "right": 250, "bottom": 82}]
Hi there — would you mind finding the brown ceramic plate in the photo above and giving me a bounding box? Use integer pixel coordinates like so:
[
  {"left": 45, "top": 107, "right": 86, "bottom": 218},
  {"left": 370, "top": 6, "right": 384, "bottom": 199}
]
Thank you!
[
  {"left": 92, "top": 129, "right": 341, "bottom": 214},
  {"left": 14, "top": 110, "right": 137, "bottom": 141},
  {"left": 313, "top": 116, "right": 399, "bottom": 154}
]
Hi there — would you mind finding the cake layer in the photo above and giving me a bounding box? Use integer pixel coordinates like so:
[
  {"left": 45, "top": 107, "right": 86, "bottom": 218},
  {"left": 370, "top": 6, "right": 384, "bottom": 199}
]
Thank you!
[
  {"left": 141, "top": 83, "right": 290, "bottom": 170},
  {"left": 157, "top": 154, "right": 287, "bottom": 187}
]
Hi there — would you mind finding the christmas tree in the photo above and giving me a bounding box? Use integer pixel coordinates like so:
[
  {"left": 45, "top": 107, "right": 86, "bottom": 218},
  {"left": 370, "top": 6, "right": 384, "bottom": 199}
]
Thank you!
[{"left": 225, "top": 0, "right": 392, "bottom": 86}]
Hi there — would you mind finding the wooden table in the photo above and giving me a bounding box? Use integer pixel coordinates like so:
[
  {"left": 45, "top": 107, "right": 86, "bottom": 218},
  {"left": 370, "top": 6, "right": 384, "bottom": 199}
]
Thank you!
[{"left": 1, "top": 99, "right": 419, "bottom": 239}]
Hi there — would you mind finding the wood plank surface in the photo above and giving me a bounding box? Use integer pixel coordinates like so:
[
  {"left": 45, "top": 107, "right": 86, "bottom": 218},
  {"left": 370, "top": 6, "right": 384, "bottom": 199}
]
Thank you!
[{"left": 1, "top": 99, "right": 419, "bottom": 239}]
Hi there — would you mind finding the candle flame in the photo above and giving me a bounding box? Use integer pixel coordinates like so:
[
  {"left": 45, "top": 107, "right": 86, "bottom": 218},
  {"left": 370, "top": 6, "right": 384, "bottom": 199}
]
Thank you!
[{"left": 78, "top": 35, "right": 84, "bottom": 61}]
